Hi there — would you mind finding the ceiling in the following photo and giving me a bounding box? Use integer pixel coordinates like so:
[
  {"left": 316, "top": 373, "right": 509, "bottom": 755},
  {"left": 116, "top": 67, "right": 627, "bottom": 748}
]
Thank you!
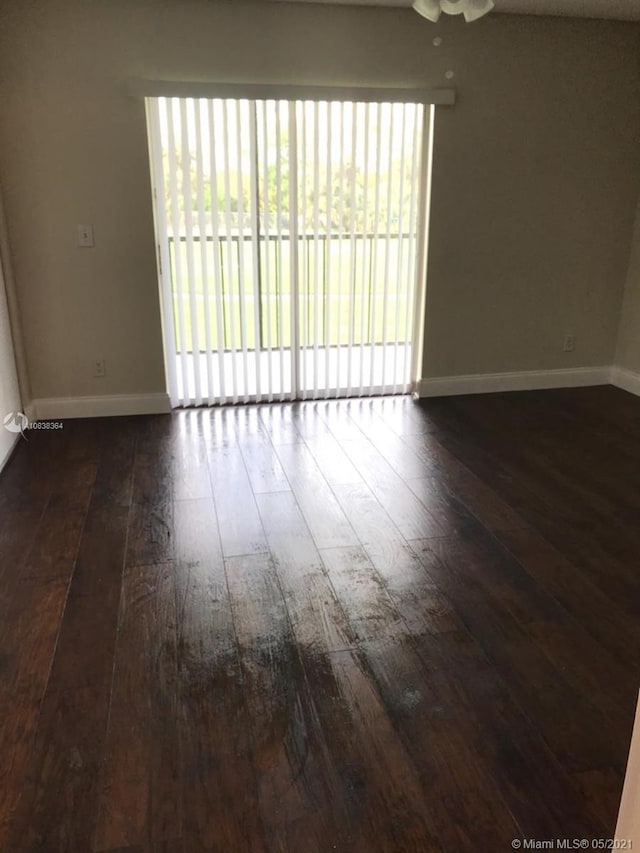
[{"left": 271, "top": 0, "right": 640, "bottom": 21}]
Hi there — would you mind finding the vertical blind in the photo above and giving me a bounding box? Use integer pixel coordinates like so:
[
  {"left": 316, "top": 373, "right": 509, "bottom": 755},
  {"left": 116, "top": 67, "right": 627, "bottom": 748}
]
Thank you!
[{"left": 147, "top": 96, "right": 431, "bottom": 407}]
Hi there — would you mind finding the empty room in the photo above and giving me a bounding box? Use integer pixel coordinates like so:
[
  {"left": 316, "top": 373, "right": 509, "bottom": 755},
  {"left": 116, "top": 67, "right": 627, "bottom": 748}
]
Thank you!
[{"left": 1, "top": 0, "right": 640, "bottom": 850}]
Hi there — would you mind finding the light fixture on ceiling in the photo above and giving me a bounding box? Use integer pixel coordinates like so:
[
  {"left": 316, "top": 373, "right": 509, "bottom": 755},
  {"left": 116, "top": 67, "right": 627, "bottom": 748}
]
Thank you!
[{"left": 412, "top": 0, "right": 494, "bottom": 23}]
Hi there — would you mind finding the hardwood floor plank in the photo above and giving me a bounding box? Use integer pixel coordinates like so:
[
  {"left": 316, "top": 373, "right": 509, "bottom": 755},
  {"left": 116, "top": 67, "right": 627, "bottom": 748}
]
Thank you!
[
  {"left": 442, "top": 531, "right": 637, "bottom": 721},
  {"left": 554, "top": 386, "right": 640, "bottom": 449},
  {"left": 7, "top": 685, "right": 111, "bottom": 852},
  {"left": 297, "top": 647, "right": 445, "bottom": 852},
  {"left": 0, "top": 574, "right": 70, "bottom": 847},
  {"left": 404, "top": 619, "right": 612, "bottom": 839},
  {"left": 301, "top": 432, "right": 363, "bottom": 486},
  {"left": 126, "top": 421, "right": 174, "bottom": 568},
  {"left": 98, "top": 842, "right": 184, "bottom": 853},
  {"left": 439, "top": 464, "right": 528, "bottom": 532},
  {"left": 412, "top": 537, "right": 630, "bottom": 776},
  {"left": 89, "top": 417, "right": 137, "bottom": 510},
  {"left": 207, "top": 443, "right": 268, "bottom": 557},
  {"left": 238, "top": 429, "right": 291, "bottom": 495},
  {"left": 47, "top": 458, "right": 97, "bottom": 514},
  {"left": 0, "top": 576, "right": 69, "bottom": 696},
  {"left": 0, "top": 688, "right": 44, "bottom": 849},
  {"left": 323, "top": 549, "right": 519, "bottom": 850},
  {"left": 173, "top": 498, "right": 266, "bottom": 852},
  {"left": 427, "top": 398, "right": 640, "bottom": 603},
  {"left": 258, "top": 403, "right": 305, "bottom": 445},
  {"left": 371, "top": 538, "right": 616, "bottom": 838},
  {"left": 65, "top": 506, "right": 129, "bottom": 601},
  {"left": 573, "top": 768, "right": 625, "bottom": 836},
  {"left": 0, "top": 437, "right": 55, "bottom": 514},
  {"left": 314, "top": 399, "right": 366, "bottom": 441},
  {"left": 346, "top": 398, "right": 434, "bottom": 480},
  {"left": 401, "top": 431, "right": 528, "bottom": 531},
  {"left": 432, "top": 427, "right": 640, "bottom": 617},
  {"left": 5, "top": 504, "right": 128, "bottom": 851},
  {"left": 18, "top": 509, "right": 86, "bottom": 582},
  {"left": 340, "top": 438, "right": 447, "bottom": 540},
  {"left": 46, "top": 507, "right": 128, "bottom": 692},
  {"left": 315, "top": 518, "right": 595, "bottom": 843},
  {"left": 274, "top": 442, "right": 358, "bottom": 549},
  {"left": 404, "top": 476, "right": 480, "bottom": 538},
  {"left": 497, "top": 527, "right": 640, "bottom": 676},
  {"left": 320, "top": 545, "right": 404, "bottom": 642},
  {"left": 286, "top": 401, "right": 334, "bottom": 441},
  {"left": 95, "top": 563, "right": 179, "bottom": 851},
  {"left": 360, "top": 635, "right": 523, "bottom": 850},
  {"left": 331, "top": 481, "right": 463, "bottom": 636},
  {"left": 370, "top": 395, "right": 449, "bottom": 435},
  {"left": 199, "top": 405, "right": 238, "bottom": 448},
  {"left": 256, "top": 490, "right": 357, "bottom": 654},
  {"left": 0, "top": 507, "right": 45, "bottom": 620},
  {"left": 172, "top": 412, "right": 213, "bottom": 502},
  {"left": 255, "top": 492, "right": 446, "bottom": 849},
  {"left": 332, "top": 481, "right": 606, "bottom": 837},
  {"left": 0, "top": 452, "right": 92, "bottom": 848},
  {"left": 225, "top": 552, "right": 353, "bottom": 850}
]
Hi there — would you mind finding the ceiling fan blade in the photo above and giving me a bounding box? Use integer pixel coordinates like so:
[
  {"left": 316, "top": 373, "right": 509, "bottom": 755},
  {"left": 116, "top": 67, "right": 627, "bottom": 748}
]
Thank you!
[
  {"left": 412, "top": 0, "right": 442, "bottom": 21},
  {"left": 463, "top": 0, "right": 495, "bottom": 21}
]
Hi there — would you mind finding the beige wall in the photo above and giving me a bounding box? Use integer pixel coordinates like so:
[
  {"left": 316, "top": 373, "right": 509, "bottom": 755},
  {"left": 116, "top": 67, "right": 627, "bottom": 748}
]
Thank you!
[
  {"left": 0, "top": 0, "right": 639, "bottom": 400},
  {"left": 616, "top": 201, "right": 640, "bottom": 373},
  {"left": 0, "top": 255, "right": 22, "bottom": 469}
]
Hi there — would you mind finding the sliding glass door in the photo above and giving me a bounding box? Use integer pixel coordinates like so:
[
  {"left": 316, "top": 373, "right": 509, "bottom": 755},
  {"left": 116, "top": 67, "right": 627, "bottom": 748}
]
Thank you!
[{"left": 147, "top": 95, "right": 430, "bottom": 407}]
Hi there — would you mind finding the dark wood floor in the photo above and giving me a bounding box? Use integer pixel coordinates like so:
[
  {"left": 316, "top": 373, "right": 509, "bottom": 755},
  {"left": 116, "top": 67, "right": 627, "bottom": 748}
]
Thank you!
[{"left": 0, "top": 386, "right": 638, "bottom": 852}]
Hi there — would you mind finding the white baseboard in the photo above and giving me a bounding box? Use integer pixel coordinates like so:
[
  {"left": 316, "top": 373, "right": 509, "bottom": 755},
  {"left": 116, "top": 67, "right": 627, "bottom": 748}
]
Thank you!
[
  {"left": 417, "top": 366, "right": 611, "bottom": 398},
  {"left": 21, "top": 366, "right": 640, "bottom": 419},
  {"left": 610, "top": 366, "right": 640, "bottom": 397},
  {"left": 33, "top": 392, "right": 171, "bottom": 420}
]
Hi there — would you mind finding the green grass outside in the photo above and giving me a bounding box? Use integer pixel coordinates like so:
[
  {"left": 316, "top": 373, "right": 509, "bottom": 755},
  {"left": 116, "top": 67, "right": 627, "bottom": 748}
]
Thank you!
[{"left": 170, "top": 236, "right": 414, "bottom": 352}]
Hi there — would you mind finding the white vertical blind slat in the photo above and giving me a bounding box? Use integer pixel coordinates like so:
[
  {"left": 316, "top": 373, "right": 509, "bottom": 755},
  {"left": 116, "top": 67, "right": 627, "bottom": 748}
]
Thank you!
[
  {"left": 207, "top": 100, "right": 228, "bottom": 404},
  {"left": 165, "top": 99, "right": 191, "bottom": 405},
  {"left": 260, "top": 101, "right": 275, "bottom": 403},
  {"left": 274, "top": 102, "right": 287, "bottom": 402},
  {"left": 221, "top": 99, "right": 240, "bottom": 403},
  {"left": 357, "top": 103, "right": 371, "bottom": 398},
  {"left": 323, "top": 102, "right": 332, "bottom": 400},
  {"left": 180, "top": 99, "right": 203, "bottom": 406},
  {"left": 378, "top": 103, "right": 395, "bottom": 397},
  {"left": 311, "top": 101, "right": 321, "bottom": 400},
  {"left": 300, "top": 102, "right": 309, "bottom": 400},
  {"left": 334, "top": 101, "right": 346, "bottom": 398},
  {"left": 346, "top": 102, "right": 358, "bottom": 398},
  {"left": 391, "top": 104, "right": 408, "bottom": 395},
  {"left": 403, "top": 104, "right": 424, "bottom": 392},
  {"left": 288, "top": 101, "right": 301, "bottom": 400},
  {"left": 248, "top": 101, "right": 262, "bottom": 402},
  {"left": 368, "top": 102, "right": 383, "bottom": 394},
  {"left": 194, "top": 100, "right": 214, "bottom": 404},
  {"left": 235, "top": 99, "right": 250, "bottom": 403}
]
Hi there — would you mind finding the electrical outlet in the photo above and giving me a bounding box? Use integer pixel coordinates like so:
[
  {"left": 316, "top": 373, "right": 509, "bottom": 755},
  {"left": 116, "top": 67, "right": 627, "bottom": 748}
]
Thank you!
[
  {"left": 93, "top": 359, "right": 106, "bottom": 378},
  {"left": 563, "top": 335, "right": 576, "bottom": 353}
]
